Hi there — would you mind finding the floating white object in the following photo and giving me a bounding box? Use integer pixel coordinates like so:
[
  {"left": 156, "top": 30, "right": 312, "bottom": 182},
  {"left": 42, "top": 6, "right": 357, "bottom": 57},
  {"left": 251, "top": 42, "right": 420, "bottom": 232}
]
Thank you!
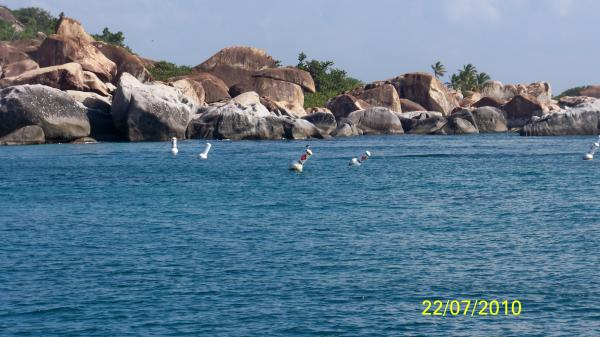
[
  {"left": 349, "top": 150, "right": 371, "bottom": 166},
  {"left": 199, "top": 142, "right": 212, "bottom": 160},
  {"left": 583, "top": 136, "right": 600, "bottom": 160},
  {"left": 171, "top": 137, "right": 178, "bottom": 155},
  {"left": 289, "top": 145, "right": 313, "bottom": 172}
]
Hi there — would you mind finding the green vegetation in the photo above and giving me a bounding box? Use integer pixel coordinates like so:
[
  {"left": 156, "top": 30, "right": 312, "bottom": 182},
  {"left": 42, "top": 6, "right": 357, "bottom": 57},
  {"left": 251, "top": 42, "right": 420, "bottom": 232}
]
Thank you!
[
  {"left": 147, "top": 61, "right": 192, "bottom": 81},
  {"left": 296, "top": 52, "right": 362, "bottom": 108},
  {"left": 0, "top": 6, "right": 133, "bottom": 54},
  {"left": 448, "top": 64, "right": 491, "bottom": 94},
  {"left": 0, "top": 7, "right": 57, "bottom": 40},
  {"left": 555, "top": 85, "right": 590, "bottom": 99},
  {"left": 92, "top": 27, "right": 132, "bottom": 52},
  {"left": 431, "top": 61, "right": 446, "bottom": 79}
]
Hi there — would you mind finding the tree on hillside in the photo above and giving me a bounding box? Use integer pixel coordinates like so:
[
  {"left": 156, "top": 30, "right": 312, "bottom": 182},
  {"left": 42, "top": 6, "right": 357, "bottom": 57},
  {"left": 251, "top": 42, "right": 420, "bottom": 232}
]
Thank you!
[
  {"left": 431, "top": 61, "right": 446, "bottom": 79},
  {"left": 296, "top": 52, "right": 362, "bottom": 108},
  {"left": 0, "top": 6, "right": 57, "bottom": 40},
  {"left": 92, "top": 27, "right": 132, "bottom": 52}
]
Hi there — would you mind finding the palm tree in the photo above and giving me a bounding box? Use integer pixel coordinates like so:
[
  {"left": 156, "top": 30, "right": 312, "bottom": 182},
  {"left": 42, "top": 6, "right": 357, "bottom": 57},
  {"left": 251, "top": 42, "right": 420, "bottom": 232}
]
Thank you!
[
  {"left": 431, "top": 61, "right": 446, "bottom": 79},
  {"left": 476, "top": 72, "right": 491, "bottom": 90}
]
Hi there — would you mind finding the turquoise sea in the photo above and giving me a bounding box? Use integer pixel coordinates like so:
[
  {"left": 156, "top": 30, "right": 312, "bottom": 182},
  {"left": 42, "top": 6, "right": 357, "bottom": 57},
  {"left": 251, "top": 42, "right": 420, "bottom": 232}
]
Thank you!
[{"left": 1, "top": 134, "right": 600, "bottom": 336}]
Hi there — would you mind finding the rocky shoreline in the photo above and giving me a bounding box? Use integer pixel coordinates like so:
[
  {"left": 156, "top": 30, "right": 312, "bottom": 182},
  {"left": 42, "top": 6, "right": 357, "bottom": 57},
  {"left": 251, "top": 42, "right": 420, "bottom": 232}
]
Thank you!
[{"left": 1, "top": 16, "right": 599, "bottom": 146}]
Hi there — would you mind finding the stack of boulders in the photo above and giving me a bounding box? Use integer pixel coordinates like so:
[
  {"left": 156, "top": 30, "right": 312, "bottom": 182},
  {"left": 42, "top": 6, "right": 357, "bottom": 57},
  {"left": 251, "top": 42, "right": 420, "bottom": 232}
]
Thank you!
[
  {"left": 0, "top": 16, "right": 325, "bottom": 144},
  {"left": 1, "top": 14, "right": 599, "bottom": 144}
]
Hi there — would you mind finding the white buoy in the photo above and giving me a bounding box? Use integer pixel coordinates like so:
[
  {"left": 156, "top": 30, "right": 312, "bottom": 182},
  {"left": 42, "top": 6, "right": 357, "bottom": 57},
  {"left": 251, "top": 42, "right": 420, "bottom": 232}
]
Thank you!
[
  {"left": 349, "top": 150, "right": 371, "bottom": 166},
  {"left": 289, "top": 145, "right": 313, "bottom": 172},
  {"left": 583, "top": 136, "right": 600, "bottom": 160},
  {"left": 171, "top": 137, "right": 178, "bottom": 155},
  {"left": 199, "top": 142, "right": 212, "bottom": 160}
]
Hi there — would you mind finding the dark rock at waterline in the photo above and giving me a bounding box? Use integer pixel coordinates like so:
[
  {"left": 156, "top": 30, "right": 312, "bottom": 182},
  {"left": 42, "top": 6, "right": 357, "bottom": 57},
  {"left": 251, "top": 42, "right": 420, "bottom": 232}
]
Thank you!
[
  {"left": 0, "top": 84, "right": 90, "bottom": 142},
  {"left": 112, "top": 73, "right": 197, "bottom": 141},
  {"left": 471, "top": 106, "right": 508, "bottom": 133},
  {"left": 0, "top": 125, "right": 44, "bottom": 145},
  {"left": 302, "top": 111, "right": 337, "bottom": 135},
  {"left": 399, "top": 111, "right": 447, "bottom": 134},
  {"left": 520, "top": 100, "right": 600, "bottom": 136},
  {"left": 443, "top": 109, "right": 478, "bottom": 134}
]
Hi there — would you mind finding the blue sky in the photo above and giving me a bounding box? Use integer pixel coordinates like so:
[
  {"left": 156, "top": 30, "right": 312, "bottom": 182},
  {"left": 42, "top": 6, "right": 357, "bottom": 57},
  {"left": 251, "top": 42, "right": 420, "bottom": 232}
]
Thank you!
[{"left": 5, "top": 0, "right": 598, "bottom": 93}]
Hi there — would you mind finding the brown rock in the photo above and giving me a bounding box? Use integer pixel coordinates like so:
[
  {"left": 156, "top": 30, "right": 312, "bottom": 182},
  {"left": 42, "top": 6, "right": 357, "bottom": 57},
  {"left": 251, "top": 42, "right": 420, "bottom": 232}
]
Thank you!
[
  {"left": 93, "top": 42, "right": 153, "bottom": 83},
  {"left": 460, "top": 92, "right": 482, "bottom": 107},
  {"left": 170, "top": 78, "right": 205, "bottom": 106},
  {"left": 387, "top": 72, "right": 458, "bottom": 115},
  {"left": 37, "top": 34, "right": 117, "bottom": 82},
  {"left": 3, "top": 59, "right": 39, "bottom": 78},
  {"left": 473, "top": 96, "right": 503, "bottom": 108},
  {"left": 350, "top": 83, "right": 401, "bottom": 112},
  {"left": 399, "top": 98, "right": 426, "bottom": 112},
  {"left": 170, "top": 72, "right": 230, "bottom": 103},
  {"left": 193, "top": 46, "right": 276, "bottom": 87},
  {"left": 503, "top": 94, "right": 543, "bottom": 128},
  {"left": 55, "top": 16, "right": 94, "bottom": 44},
  {"left": 326, "top": 94, "right": 371, "bottom": 119},
  {"left": 0, "top": 62, "right": 86, "bottom": 91},
  {"left": 230, "top": 76, "right": 306, "bottom": 117},
  {"left": 580, "top": 86, "right": 600, "bottom": 98},
  {"left": 306, "top": 107, "right": 332, "bottom": 114},
  {"left": 83, "top": 71, "right": 110, "bottom": 96},
  {"left": 0, "top": 40, "right": 41, "bottom": 70},
  {"left": 254, "top": 67, "right": 315, "bottom": 93}
]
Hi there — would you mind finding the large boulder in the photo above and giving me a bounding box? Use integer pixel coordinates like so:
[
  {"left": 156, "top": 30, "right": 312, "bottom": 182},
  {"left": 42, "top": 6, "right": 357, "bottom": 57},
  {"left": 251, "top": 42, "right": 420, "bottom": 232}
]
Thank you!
[
  {"left": 54, "top": 16, "right": 95, "bottom": 43},
  {"left": 473, "top": 96, "right": 503, "bottom": 108},
  {"left": 66, "top": 90, "right": 123, "bottom": 141},
  {"left": 399, "top": 111, "right": 447, "bottom": 134},
  {"left": 171, "top": 72, "right": 230, "bottom": 103},
  {"left": 580, "top": 86, "right": 600, "bottom": 98},
  {"left": 460, "top": 92, "right": 482, "bottom": 107},
  {"left": 0, "top": 62, "right": 86, "bottom": 91},
  {"left": 334, "top": 107, "right": 403, "bottom": 137},
  {"left": 349, "top": 83, "right": 401, "bottom": 112},
  {"left": 558, "top": 96, "right": 596, "bottom": 108},
  {"left": 0, "top": 39, "right": 42, "bottom": 76},
  {"left": 2, "top": 59, "right": 39, "bottom": 78},
  {"left": 83, "top": 70, "right": 110, "bottom": 96},
  {"left": 254, "top": 67, "right": 315, "bottom": 93},
  {"left": 170, "top": 78, "right": 205, "bottom": 106},
  {"left": 503, "top": 94, "right": 544, "bottom": 129},
  {"left": 520, "top": 99, "right": 600, "bottom": 136},
  {"left": 230, "top": 76, "right": 306, "bottom": 117},
  {"left": 37, "top": 20, "right": 117, "bottom": 82},
  {"left": 187, "top": 92, "right": 324, "bottom": 140},
  {"left": 112, "top": 73, "right": 197, "bottom": 141},
  {"left": 399, "top": 98, "right": 426, "bottom": 112},
  {"left": 0, "top": 125, "right": 45, "bottom": 145},
  {"left": 388, "top": 72, "right": 458, "bottom": 115},
  {"left": 302, "top": 111, "right": 337, "bottom": 135},
  {"left": 481, "top": 80, "right": 552, "bottom": 106},
  {"left": 471, "top": 106, "right": 508, "bottom": 133},
  {"left": 0, "top": 84, "right": 90, "bottom": 142},
  {"left": 193, "top": 46, "right": 276, "bottom": 87},
  {"left": 93, "top": 41, "right": 153, "bottom": 83},
  {"left": 326, "top": 94, "right": 371, "bottom": 120},
  {"left": 443, "top": 109, "right": 478, "bottom": 134}
]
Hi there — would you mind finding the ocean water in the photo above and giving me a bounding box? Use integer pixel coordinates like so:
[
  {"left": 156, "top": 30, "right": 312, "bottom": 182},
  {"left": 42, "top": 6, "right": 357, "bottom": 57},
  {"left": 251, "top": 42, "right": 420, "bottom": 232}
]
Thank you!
[{"left": 1, "top": 134, "right": 600, "bottom": 336}]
